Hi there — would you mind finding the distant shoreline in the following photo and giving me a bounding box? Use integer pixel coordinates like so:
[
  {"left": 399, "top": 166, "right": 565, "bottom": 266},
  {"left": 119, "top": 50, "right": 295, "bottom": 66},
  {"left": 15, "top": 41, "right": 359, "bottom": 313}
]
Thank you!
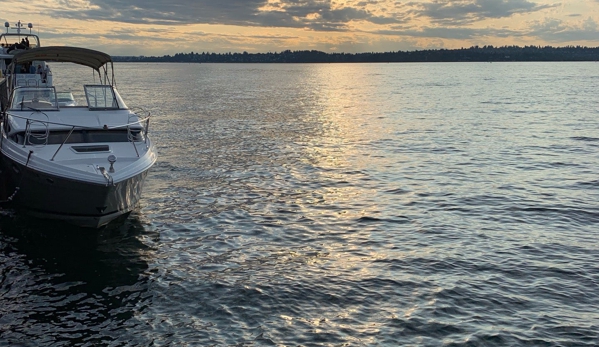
[{"left": 113, "top": 45, "right": 599, "bottom": 63}]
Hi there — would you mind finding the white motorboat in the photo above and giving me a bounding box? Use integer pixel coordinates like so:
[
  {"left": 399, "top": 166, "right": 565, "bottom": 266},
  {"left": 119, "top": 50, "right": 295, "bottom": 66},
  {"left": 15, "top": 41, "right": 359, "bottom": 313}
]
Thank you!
[{"left": 0, "top": 46, "right": 157, "bottom": 228}]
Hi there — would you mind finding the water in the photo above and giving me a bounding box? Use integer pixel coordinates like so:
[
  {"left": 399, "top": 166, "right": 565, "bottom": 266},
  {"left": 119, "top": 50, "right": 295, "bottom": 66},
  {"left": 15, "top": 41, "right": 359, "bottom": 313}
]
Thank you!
[{"left": 1, "top": 62, "right": 599, "bottom": 346}]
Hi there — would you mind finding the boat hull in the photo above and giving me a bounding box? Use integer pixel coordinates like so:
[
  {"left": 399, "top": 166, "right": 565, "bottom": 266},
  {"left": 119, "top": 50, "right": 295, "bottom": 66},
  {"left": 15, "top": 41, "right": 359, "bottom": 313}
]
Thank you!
[{"left": 1, "top": 156, "right": 148, "bottom": 228}]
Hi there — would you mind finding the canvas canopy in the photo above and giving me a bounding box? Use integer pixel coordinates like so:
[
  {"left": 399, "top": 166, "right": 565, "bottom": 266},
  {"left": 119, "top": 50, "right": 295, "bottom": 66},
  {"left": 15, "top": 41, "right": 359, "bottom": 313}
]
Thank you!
[{"left": 10, "top": 46, "right": 112, "bottom": 71}]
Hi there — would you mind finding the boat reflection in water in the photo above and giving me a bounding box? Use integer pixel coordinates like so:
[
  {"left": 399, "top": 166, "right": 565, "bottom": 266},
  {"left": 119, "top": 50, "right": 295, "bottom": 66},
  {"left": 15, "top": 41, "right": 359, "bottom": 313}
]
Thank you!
[{"left": 0, "top": 211, "right": 158, "bottom": 345}]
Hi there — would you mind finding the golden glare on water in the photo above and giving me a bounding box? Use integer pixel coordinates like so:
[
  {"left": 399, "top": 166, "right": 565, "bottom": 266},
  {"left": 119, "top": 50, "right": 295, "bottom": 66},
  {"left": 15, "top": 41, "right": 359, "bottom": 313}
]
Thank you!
[{"left": 287, "top": 65, "right": 396, "bottom": 223}]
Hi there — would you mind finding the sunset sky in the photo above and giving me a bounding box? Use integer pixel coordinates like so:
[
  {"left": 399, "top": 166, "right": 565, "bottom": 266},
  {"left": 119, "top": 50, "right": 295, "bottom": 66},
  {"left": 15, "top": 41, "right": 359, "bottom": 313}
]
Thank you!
[{"left": 2, "top": 0, "right": 598, "bottom": 56}]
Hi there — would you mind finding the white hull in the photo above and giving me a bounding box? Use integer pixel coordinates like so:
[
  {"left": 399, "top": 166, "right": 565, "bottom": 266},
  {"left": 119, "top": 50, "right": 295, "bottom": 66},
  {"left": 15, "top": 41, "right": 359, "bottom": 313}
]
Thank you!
[
  {"left": 0, "top": 130, "right": 156, "bottom": 228},
  {"left": 1, "top": 152, "right": 151, "bottom": 228}
]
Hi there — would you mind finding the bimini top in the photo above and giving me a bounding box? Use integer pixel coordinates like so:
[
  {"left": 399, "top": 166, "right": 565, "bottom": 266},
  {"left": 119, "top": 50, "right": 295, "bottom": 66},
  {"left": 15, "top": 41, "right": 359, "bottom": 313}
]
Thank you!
[{"left": 10, "top": 46, "right": 112, "bottom": 71}]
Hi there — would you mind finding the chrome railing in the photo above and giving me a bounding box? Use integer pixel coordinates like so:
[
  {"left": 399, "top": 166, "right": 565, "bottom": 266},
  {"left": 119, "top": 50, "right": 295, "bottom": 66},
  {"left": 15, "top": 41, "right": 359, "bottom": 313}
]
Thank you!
[
  {"left": 24, "top": 118, "right": 50, "bottom": 147},
  {"left": 6, "top": 109, "right": 152, "bottom": 161}
]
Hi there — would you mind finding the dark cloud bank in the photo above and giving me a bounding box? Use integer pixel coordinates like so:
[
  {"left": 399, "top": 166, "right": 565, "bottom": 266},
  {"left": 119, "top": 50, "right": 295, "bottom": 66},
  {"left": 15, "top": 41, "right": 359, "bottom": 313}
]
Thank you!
[{"left": 50, "top": 0, "right": 598, "bottom": 47}]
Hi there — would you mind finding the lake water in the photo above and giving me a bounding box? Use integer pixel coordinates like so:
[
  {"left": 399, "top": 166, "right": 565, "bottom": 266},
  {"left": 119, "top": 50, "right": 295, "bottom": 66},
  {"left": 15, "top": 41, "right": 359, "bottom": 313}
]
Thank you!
[{"left": 1, "top": 62, "right": 598, "bottom": 346}]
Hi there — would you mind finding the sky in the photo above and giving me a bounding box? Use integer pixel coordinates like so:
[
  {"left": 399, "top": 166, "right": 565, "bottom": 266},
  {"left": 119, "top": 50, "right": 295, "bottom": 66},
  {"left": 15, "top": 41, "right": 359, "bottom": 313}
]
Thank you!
[{"left": 1, "top": 0, "right": 599, "bottom": 56}]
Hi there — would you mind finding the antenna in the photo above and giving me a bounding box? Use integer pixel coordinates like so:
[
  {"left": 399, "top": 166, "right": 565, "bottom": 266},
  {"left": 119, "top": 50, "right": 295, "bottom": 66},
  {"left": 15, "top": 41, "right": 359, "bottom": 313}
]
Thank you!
[{"left": 15, "top": 20, "right": 23, "bottom": 34}]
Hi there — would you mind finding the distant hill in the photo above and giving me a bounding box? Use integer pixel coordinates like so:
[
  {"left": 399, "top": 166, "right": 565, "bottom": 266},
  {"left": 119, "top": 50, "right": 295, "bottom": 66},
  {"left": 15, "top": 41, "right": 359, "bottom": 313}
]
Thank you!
[{"left": 112, "top": 45, "right": 599, "bottom": 63}]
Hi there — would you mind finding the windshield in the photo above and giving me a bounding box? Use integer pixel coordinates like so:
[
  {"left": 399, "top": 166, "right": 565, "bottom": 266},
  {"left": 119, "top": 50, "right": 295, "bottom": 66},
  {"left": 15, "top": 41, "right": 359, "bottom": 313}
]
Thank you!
[
  {"left": 10, "top": 87, "right": 58, "bottom": 111},
  {"left": 0, "top": 33, "right": 40, "bottom": 50},
  {"left": 84, "top": 85, "right": 127, "bottom": 110}
]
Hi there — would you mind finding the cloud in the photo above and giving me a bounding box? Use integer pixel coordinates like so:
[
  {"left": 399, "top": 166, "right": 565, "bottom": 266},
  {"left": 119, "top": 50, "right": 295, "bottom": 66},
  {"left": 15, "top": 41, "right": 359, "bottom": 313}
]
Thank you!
[
  {"left": 48, "top": 0, "right": 403, "bottom": 31},
  {"left": 51, "top": 0, "right": 266, "bottom": 25},
  {"left": 366, "top": 13, "right": 599, "bottom": 46},
  {"left": 41, "top": 0, "right": 562, "bottom": 37},
  {"left": 4, "top": 0, "right": 597, "bottom": 56},
  {"left": 408, "top": 0, "right": 558, "bottom": 25},
  {"left": 528, "top": 17, "right": 599, "bottom": 43},
  {"left": 375, "top": 25, "right": 521, "bottom": 40}
]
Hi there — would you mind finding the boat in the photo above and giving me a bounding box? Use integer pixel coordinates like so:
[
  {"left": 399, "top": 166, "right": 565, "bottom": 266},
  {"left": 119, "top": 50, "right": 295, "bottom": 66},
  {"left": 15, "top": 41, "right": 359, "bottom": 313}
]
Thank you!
[
  {"left": 0, "top": 46, "right": 157, "bottom": 228},
  {"left": 0, "top": 21, "right": 53, "bottom": 89}
]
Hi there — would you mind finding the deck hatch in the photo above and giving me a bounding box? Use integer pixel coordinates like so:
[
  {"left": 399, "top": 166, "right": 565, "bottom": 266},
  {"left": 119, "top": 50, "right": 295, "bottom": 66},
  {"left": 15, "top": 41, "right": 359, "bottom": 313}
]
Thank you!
[{"left": 71, "top": 145, "right": 110, "bottom": 153}]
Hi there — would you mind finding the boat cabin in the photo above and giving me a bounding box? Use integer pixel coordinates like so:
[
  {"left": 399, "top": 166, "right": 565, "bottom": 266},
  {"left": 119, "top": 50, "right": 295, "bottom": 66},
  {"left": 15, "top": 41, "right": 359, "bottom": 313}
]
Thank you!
[{"left": 0, "top": 21, "right": 50, "bottom": 86}]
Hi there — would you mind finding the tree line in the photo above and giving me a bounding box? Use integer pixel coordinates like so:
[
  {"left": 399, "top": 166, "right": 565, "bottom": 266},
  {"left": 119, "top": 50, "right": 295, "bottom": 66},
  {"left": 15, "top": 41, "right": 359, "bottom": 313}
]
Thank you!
[{"left": 113, "top": 45, "right": 599, "bottom": 63}]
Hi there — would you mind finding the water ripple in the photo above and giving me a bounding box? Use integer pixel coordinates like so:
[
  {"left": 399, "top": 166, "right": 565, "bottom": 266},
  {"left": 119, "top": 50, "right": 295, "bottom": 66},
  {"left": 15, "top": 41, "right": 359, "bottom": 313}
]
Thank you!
[{"left": 2, "top": 62, "right": 599, "bottom": 346}]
